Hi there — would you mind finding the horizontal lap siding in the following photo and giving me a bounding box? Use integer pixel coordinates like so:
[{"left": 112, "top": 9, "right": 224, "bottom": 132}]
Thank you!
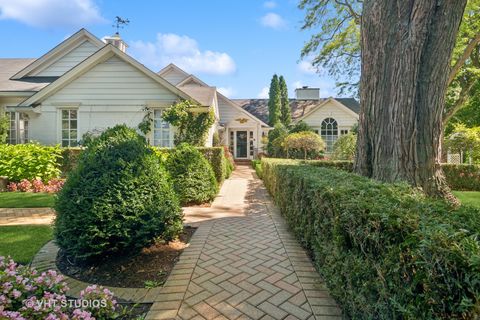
[
  {"left": 302, "top": 102, "right": 358, "bottom": 129},
  {"left": 218, "top": 96, "right": 244, "bottom": 124},
  {"left": 31, "top": 56, "right": 180, "bottom": 145},
  {"left": 36, "top": 41, "right": 99, "bottom": 77},
  {"left": 161, "top": 69, "right": 188, "bottom": 85}
]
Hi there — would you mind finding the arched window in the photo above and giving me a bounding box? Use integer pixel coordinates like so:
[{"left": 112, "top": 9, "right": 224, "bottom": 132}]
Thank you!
[{"left": 321, "top": 118, "right": 338, "bottom": 152}]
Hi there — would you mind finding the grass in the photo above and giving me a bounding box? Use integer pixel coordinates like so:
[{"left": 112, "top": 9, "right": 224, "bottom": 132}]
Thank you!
[
  {"left": 0, "top": 192, "right": 55, "bottom": 208},
  {"left": 453, "top": 191, "right": 480, "bottom": 208},
  {"left": 0, "top": 225, "right": 53, "bottom": 264}
]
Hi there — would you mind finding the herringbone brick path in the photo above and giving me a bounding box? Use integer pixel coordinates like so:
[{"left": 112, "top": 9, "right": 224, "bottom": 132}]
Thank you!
[{"left": 146, "top": 166, "right": 343, "bottom": 320}]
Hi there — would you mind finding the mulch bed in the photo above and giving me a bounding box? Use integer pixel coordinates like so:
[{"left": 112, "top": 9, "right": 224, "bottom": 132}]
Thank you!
[{"left": 56, "top": 227, "right": 196, "bottom": 288}]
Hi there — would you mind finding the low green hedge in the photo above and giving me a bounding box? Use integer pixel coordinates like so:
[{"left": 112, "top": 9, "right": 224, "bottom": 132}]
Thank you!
[
  {"left": 252, "top": 160, "right": 263, "bottom": 178},
  {"left": 152, "top": 146, "right": 232, "bottom": 184},
  {"left": 0, "top": 143, "right": 61, "bottom": 182},
  {"left": 262, "top": 158, "right": 480, "bottom": 319},
  {"left": 442, "top": 164, "right": 480, "bottom": 191}
]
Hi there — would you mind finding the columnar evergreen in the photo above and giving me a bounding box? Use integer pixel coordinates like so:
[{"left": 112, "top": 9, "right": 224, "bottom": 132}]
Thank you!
[
  {"left": 279, "top": 76, "right": 291, "bottom": 127},
  {"left": 268, "top": 74, "right": 281, "bottom": 126}
]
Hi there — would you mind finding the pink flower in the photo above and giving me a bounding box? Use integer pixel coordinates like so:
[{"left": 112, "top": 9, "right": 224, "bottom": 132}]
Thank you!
[{"left": 7, "top": 183, "right": 17, "bottom": 192}]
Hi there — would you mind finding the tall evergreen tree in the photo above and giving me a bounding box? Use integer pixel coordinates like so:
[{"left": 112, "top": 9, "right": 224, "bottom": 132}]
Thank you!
[
  {"left": 268, "top": 74, "right": 281, "bottom": 126},
  {"left": 279, "top": 76, "right": 291, "bottom": 127}
]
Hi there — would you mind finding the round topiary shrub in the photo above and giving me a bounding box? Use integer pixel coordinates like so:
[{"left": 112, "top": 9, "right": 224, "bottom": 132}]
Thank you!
[
  {"left": 166, "top": 143, "right": 218, "bottom": 205},
  {"left": 54, "top": 125, "right": 183, "bottom": 262}
]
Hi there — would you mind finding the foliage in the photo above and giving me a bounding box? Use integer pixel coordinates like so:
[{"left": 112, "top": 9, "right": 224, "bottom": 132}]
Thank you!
[
  {"left": 268, "top": 74, "right": 282, "bottom": 126},
  {"left": 138, "top": 106, "right": 153, "bottom": 135},
  {"left": 266, "top": 123, "right": 288, "bottom": 157},
  {"left": 0, "top": 143, "right": 62, "bottom": 182},
  {"left": 288, "top": 120, "right": 313, "bottom": 134},
  {"left": 444, "top": 124, "right": 480, "bottom": 162},
  {"left": 0, "top": 258, "right": 128, "bottom": 319},
  {"left": 162, "top": 100, "right": 215, "bottom": 146},
  {"left": 165, "top": 143, "right": 218, "bottom": 205},
  {"left": 212, "top": 131, "right": 220, "bottom": 146},
  {"left": 0, "top": 226, "right": 52, "bottom": 264},
  {"left": 59, "top": 147, "right": 82, "bottom": 176},
  {"left": 331, "top": 132, "right": 357, "bottom": 160},
  {"left": 153, "top": 146, "right": 233, "bottom": 184},
  {"left": 442, "top": 164, "right": 480, "bottom": 191},
  {"left": 262, "top": 158, "right": 480, "bottom": 319},
  {"left": 252, "top": 160, "right": 263, "bottom": 178},
  {"left": 54, "top": 125, "right": 183, "bottom": 261},
  {"left": 279, "top": 76, "right": 291, "bottom": 126},
  {"left": 284, "top": 131, "right": 325, "bottom": 160},
  {"left": 299, "top": 0, "right": 361, "bottom": 96},
  {"left": 7, "top": 178, "right": 64, "bottom": 193},
  {"left": 0, "top": 110, "right": 8, "bottom": 144},
  {"left": 446, "top": 84, "right": 480, "bottom": 134}
]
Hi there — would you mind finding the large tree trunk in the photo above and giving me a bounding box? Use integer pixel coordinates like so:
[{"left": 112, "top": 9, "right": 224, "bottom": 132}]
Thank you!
[{"left": 355, "top": 0, "right": 467, "bottom": 202}]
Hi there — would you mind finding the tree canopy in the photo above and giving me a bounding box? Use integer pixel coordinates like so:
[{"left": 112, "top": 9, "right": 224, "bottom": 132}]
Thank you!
[
  {"left": 268, "top": 74, "right": 281, "bottom": 126},
  {"left": 279, "top": 76, "right": 291, "bottom": 127}
]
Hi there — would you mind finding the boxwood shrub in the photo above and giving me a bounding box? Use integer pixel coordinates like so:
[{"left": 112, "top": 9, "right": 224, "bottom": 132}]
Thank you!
[
  {"left": 0, "top": 143, "right": 61, "bottom": 182},
  {"left": 54, "top": 125, "right": 183, "bottom": 261},
  {"left": 165, "top": 143, "right": 218, "bottom": 205},
  {"left": 262, "top": 158, "right": 480, "bottom": 319}
]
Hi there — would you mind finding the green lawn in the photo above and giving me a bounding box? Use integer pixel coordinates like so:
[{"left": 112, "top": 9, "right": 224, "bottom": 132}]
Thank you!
[
  {"left": 0, "top": 192, "right": 55, "bottom": 208},
  {"left": 453, "top": 191, "right": 480, "bottom": 208},
  {"left": 0, "top": 225, "right": 53, "bottom": 264}
]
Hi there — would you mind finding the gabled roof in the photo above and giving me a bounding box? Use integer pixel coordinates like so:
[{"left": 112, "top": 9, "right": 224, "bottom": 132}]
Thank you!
[
  {"left": 19, "top": 45, "right": 202, "bottom": 107},
  {"left": 157, "top": 64, "right": 270, "bottom": 127},
  {"left": 232, "top": 98, "right": 360, "bottom": 124},
  {"left": 178, "top": 85, "right": 216, "bottom": 106},
  {"left": 0, "top": 59, "right": 52, "bottom": 92},
  {"left": 11, "top": 29, "right": 104, "bottom": 80}
]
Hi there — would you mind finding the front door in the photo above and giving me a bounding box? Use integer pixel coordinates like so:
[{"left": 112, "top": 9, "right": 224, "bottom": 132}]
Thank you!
[{"left": 236, "top": 131, "right": 248, "bottom": 158}]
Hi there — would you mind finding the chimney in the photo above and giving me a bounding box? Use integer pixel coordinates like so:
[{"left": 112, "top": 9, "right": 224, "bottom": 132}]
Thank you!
[
  {"left": 104, "top": 32, "right": 128, "bottom": 53},
  {"left": 295, "top": 86, "right": 320, "bottom": 100}
]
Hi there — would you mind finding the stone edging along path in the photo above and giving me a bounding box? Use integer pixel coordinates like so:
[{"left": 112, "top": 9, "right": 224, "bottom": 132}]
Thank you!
[
  {"left": 0, "top": 207, "right": 55, "bottom": 226},
  {"left": 31, "top": 221, "right": 212, "bottom": 304}
]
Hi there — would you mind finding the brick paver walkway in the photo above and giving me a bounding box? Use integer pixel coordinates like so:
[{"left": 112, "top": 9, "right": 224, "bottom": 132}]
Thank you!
[
  {"left": 147, "top": 165, "right": 343, "bottom": 320},
  {"left": 0, "top": 208, "right": 55, "bottom": 226}
]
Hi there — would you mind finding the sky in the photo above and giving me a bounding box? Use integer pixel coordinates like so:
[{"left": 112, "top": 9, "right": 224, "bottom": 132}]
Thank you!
[{"left": 0, "top": 0, "right": 340, "bottom": 99}]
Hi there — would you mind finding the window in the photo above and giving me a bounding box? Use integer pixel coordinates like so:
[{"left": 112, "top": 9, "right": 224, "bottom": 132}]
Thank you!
[
  {"left": 152, "top": 109, "right": 172, "bottom": 147},
  {"left": 340, "top": 129, "right": 349, "bottom": 135},
  {"left": 321, "top": 118, "right": 338, "bottom": 152},
  {"left": 6, "top": 112, "right": 28, "bottom": 144},
  {"left": 249, "top": 131, "right": 254, "bottom": 157},
  {"left": 229, "top": 131, "right": 234, "bottom": 154},
  {"left": 61, "top": 109, "right": 78, "bottom": 147}
]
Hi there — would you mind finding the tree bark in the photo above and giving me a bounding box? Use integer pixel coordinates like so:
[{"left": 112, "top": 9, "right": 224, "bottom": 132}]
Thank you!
[{"left": 355, "top": 0, "right": 467, "bottom": 202}]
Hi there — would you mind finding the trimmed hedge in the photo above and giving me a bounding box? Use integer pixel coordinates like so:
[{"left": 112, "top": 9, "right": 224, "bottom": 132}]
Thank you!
[
  {"left": 59, "top": 147, "right": 82, "bottom": 176},
  {"left": 262, "top": 158, "right": 480, "bottom": 319},
  {"left": 442, "top": 164, "right": 480, "bottom": 191},
  {"left": 0, "top": 143, "right": 61, "bottom": 182},
  {"left": 153, "top": 146, "right": 233, "bottom": 184},
  {"left": 165, "top": 144, "right": 218, "bottom": 205},
  {"left": 55, "top": 126, "right": 183, "bottom": 261}
]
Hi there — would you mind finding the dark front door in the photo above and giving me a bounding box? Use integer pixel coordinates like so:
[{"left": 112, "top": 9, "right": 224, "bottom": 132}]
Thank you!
[{"left": 236, "top": 131, "right": 248, "bottom": 158}]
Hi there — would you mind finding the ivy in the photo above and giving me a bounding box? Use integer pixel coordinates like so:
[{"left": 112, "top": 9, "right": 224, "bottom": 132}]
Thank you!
[
  {"left": 162, "top": 100, "right": 215, "bottom": 146},
  {"left": 138, "top": 106, "right": 153, "bottom": 135}
]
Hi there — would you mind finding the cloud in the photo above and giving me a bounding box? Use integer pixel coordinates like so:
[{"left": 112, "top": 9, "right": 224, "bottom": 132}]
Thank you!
[
  {"left": 0, "top": 0, "right": 105, "bottom": 28},
  {"left": 257, "top": 86, "right": 269, "bottom": 99},
  {"left": 130, "top": 33, "right": 236, "bottom": 75},
  {"left": 260, "top": 13, "right": 287, "bottom": 30},
  {"left": 218, "top": 87, "right": 236, "bottom": 98},
  {"left": 298, "top": 60, "right": 317, "bottom": 75},
  {"left": 263, "top": 1, "right": 277, "bottom": 9}
]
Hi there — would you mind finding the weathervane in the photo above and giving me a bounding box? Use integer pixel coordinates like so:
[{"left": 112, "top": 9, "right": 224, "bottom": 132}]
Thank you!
[{"left": 113, "top": 16, "right": 130, "bottom": 33}]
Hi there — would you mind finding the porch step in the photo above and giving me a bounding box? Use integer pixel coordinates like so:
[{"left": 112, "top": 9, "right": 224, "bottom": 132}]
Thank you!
[{"left": 234, "top": 159, "right": 252, "bottom": 165}]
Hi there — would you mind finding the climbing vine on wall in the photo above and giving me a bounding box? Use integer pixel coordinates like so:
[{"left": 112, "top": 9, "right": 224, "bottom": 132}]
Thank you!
[
  {"left": 162, "top": 100, "right": 215, "bottom": 146},
  {"left": 138, "top": 106, "right": 153, "bottom": 135}
]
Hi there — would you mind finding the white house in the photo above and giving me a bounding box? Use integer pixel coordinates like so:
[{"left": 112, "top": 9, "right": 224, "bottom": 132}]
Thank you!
[{"left": 0, "top": 29, "right": 359, "bottom": 159}]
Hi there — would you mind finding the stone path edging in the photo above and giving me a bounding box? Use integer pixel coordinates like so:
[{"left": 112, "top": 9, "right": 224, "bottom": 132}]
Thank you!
[{"left": 0, "top": 207, "right": 55, "bottom": 226}]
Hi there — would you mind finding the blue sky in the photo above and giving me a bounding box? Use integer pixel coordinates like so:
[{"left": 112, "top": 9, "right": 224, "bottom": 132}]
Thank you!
[{"left": 0, "top": 0, "right": 339, "bottom": 98}]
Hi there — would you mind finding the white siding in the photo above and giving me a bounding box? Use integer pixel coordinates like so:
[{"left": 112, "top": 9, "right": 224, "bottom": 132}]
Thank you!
[
  {"left": 302, "top": 101, "right": 358, "bottom": 131},
  {"left": 161, "top": 68, "right": 188, "bottom": 85},
  {"left": 30, "top": 56, "right": 181, "bottom": 145},
  {"left": 218, "top": 96, "right": 246, "bottom": 124},
  {"left": 36, "top": 41, "right": 100, "bottom": 77}
]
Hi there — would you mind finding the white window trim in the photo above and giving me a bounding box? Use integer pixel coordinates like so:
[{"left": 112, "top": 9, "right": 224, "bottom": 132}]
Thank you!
[
  {"left": 58, "top": 108, "right": 79, "bottom": 147},
  {"left": 151, "top": 108, "right": 174, "bottom": 148}
]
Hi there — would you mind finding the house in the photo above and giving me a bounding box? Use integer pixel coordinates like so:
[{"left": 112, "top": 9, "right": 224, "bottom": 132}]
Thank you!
[
  {"left": 0, "top": 28, "right": 359, "bottom": 159},
  {"left": 234, "top": 87, "right": 359, "bottom": 152}
]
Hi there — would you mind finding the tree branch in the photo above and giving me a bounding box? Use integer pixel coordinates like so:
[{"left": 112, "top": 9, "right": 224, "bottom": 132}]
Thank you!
[
  {"left": 443, "top": 79, "right": 478, "bottom": 125},
  {"left": 448, "top": 32, "right": 480, "bottom": 85},
  {"left": 334, "top": 0, "right": 361, "bottom": 23}
]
